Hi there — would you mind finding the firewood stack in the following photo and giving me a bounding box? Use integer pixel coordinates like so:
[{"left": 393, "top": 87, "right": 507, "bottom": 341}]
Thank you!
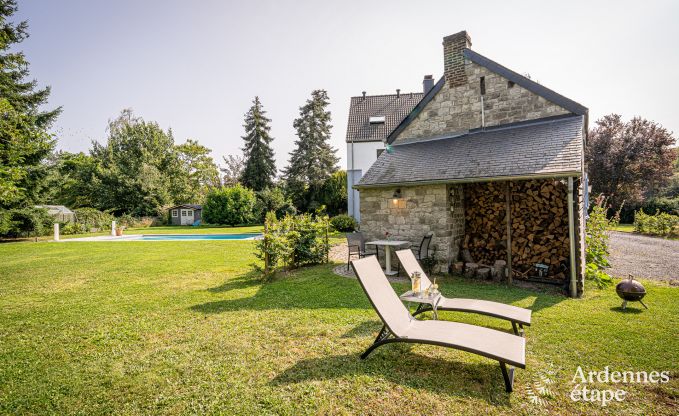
[{"left": 462, "top": 179, "right": 569, "bottom": 280}]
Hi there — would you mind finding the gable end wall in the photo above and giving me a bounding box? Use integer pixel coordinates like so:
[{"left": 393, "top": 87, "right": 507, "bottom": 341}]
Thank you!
[{"left": 395, "top": 62, "right": 570, "bottom": 141}]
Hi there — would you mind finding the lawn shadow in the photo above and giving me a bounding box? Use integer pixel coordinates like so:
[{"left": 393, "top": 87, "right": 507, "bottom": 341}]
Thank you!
[
  {"left": 190, "top": 264, "right": 566, "bottom": 317},
  {"left": 340, "top": 320, "right": 382, "bottom": 338},
  {"left": 207, "top": 271, "right": 262, "bottom": 293},
  {"left": 191, "top": 265, "right": 370, "bottom": 314},
  {"left": 270, "top": 350, "right": 512, "bottom": 405},
  {"left": 610, "top": 306, "right": 645, "bottom": 314}
]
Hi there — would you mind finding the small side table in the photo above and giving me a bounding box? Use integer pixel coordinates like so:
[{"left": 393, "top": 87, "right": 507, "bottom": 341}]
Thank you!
[{"left": 400, "top": 290, "right": 442, "bottom": 319}]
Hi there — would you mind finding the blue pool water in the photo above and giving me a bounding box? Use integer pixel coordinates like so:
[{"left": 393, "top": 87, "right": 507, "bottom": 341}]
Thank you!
[{"left": 139, "top": 234, "right": 260, "bottom": 241}]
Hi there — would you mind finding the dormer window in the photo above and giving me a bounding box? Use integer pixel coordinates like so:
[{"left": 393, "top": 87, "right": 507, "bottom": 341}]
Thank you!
[{"left": 369, "top": 116, "right": 386, "bottom": 125}]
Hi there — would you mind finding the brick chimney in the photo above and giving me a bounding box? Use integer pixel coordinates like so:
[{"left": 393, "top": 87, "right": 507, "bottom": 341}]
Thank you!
[{"left": 442, "top": 31, "right": 471, "bottom": 87}]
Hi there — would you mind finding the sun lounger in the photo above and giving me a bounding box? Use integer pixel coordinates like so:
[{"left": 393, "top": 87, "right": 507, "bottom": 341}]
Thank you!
[
  {"left": 395, "top": 249, "right": 532, "bottom": 335},
  {"left": 351, "top": 256, "right": 525, "bottom": 392}
]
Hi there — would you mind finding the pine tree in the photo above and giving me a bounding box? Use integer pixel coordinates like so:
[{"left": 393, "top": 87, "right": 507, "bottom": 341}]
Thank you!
[
  {"left": 0, "top": 0, "right": 61, "bottom": 128},
  {"left": 240, "top": 97, "right": 276, "bottom": 191},
  {"left": 0, "top": 0, "right": 59, "bottom": 210},
  {"left": 284, "top": 90, "right": 339, "bottom": 210}
]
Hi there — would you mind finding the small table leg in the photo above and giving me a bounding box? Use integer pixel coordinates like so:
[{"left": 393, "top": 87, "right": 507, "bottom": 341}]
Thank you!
[{"left": 384, "top": 245, "right": 397, "bottom": 276}]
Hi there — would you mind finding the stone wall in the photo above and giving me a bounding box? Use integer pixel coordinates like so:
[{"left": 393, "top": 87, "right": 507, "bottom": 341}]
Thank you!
[
  {"left": 359, "top": 184, "right": 465, "bottom": 271},
  {"left": 394, "top": 62, "right": 569, "bottom": 142}
]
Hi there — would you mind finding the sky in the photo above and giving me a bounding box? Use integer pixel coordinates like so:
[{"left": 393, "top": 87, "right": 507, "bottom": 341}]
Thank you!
[{"left": 14, "top": 0, "right": 679, "bottom": 172}]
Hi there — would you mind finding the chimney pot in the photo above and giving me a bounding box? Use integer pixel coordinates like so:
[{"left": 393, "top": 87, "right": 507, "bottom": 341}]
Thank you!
[
  {"left": 442, "top": 30, "right": 471, "bottom": 87},
  {"left": 396, "top": 88, "right": 400, "bottom": 98},
  {"left": 362, "top": 91, "right": 366, "bottom": 99},
  {"left": 423, "top": 75, "right": 435, "bottom": 94}
]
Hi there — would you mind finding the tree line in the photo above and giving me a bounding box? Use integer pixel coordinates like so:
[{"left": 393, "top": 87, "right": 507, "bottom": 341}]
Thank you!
[{"left": 0, "top": 0, "right": 346, "bottom": 235}]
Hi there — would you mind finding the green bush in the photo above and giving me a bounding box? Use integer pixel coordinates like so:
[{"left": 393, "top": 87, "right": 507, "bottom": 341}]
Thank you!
[
  {"left": 255, "top": 212, "right": 330, "bottom": 280},
  {"left": 74, "top": 208, "right": 114, "bottom": 231},
  {"left": 330, "top": 214, "right": 357, "bottom": 232},
  {"left": 618, "top": 196, "right": 679, "bottom": 223},
  {"left": 0, "top": 207, "right": 54, "bottom": 238},
  {"left": 203, "top": 185, "right": 257, "bottom": 226},
  {"left": 634, "top": 210, "right": 679, "bottom": 237}
]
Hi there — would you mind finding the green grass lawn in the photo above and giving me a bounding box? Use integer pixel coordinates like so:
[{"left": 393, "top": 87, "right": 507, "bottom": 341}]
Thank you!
[
  {"left": 0, "top": 239, "right": 677, "bottom": 414},
  {"left": 612, "top": 223, "right": 635, "bottom": 233}
]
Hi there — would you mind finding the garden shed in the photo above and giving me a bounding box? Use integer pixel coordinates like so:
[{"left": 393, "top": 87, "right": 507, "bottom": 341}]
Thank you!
[
  {"left": 168, "top": 204, "right": 202, "bottom": 226},
  {"left": 354, "top": 31, "right": 587, "bottom": 296}
]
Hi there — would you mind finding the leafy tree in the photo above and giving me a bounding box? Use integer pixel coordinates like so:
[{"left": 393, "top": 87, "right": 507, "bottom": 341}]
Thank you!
[
  {"left": 316, "top": 170, "right": 347, "bottom": 216},
  {"left": 283, "top": 90, "right": 339, "bottom": 211},
  {"left": 586, "top": 115, "right": 676, "bottom": 211},
  {"left": 90, "top": 109, "right": 180, "bottom": 216},
  {"left": 175, "top": 139, "right": 220, "bottom": 203},
  {"left": 241, "top": 97, "right": 276, "bottom": 191},
  {"left": 221, "top": 154, "right": 244, "bottom": 186},
  {"left": 44, "top": 151, "right": 98, "bottom": 208},
  {"left": 254, "top": 186, "right": 296, "bottom": 221},
  {"left": 203, "top": 184, "right": 256, "bottom": 226},
  {"left": 0, "top": 0, "right": 59, "bottom": 210}
]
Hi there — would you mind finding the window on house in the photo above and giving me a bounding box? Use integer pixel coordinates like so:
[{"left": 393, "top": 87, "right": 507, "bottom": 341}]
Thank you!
[
  {"left": 480, "top": 76, "right": 486, "bottom": 95},
  {"left": 172, "top": 209, "right": 178, "bottom": 217},
  {"left": 508, "top": 80, "right": 515, "bottom": 89},
  {"left": 181, "top": 210, "right": 187, "bottom": 216},
  {"left": 376, "top": 149, "right": 385, "bottom": 158}
]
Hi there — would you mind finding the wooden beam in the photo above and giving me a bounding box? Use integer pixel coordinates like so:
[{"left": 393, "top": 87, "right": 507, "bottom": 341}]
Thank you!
[
  {"left": 505, "top": 181, "right": 513, "bottom": 285},
  {"left": 567, "top": 177, "right": 577, "bottom": 297}
]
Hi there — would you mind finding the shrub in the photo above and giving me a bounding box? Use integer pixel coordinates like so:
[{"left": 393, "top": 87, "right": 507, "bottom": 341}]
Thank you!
[
  {"left": 585, "top": 197, "right": 617, "bottom": 288},
  {"left": 74, "top": 208, "right": 114, "bottom": 231},
  {"left": 634, "top": 210, "right": 679, "bottom": 237},
  {"left": 203, "top": 185, "right": 257, "bottom": 226},
  {"left": 255, "top": 212, "right": 330, "bottom": 280},
  {"left": 0, "top": 207, "right": 54, "bottom": 238},
  {"left": 254, "top": 187, "right": 297, "bottom": 221},
  {"left": 116, "top": 214, "right": 154, "bottom": 228},
  {"left": 330, "top": 214, "right": 357, "bottom": 232},
  {"left": 617, "top": 196, "right": 679, "bottom": 223}
]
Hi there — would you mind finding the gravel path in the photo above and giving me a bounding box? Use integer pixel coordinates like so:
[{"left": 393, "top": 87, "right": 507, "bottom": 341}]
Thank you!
[{"left": 608, "top": 232, "right": 679, "bottom": 281}]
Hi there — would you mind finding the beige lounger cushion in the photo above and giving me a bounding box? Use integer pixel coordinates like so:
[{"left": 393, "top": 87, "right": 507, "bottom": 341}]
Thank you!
[
  {"left": 351, "top": 256, "right": 526, "bottom": 368},
  {"left": 396, "top": 249, "right": 531, "bottom": 326}
]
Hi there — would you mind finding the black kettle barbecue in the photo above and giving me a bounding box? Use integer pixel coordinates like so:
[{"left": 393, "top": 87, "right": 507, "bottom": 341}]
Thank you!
[{"left": 615, "top": 274, "right": 648, "bottom": 310}]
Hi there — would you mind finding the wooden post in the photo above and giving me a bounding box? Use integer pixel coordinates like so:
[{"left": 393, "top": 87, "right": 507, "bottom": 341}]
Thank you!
[
  {"left": 505, "top": 181, "right": 513, "bottom": 285},
  {"left": 325, "top": 218, "right": 329, "bottom": 264},
  {"left": 263, "top": 219, "right": 270, "bottom": 276},
  {"left": 567, "top": 177, "right": 577, "bottom": 297}
]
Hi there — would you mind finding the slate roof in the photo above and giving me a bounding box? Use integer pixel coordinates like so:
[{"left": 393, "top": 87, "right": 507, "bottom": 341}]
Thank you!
[
  {"left": 346, "top": 93, "right": 424, "bottom": 143},
  {"left": 357, "top": 115, "right": 584, "bottom": 187},
  {"left": 169, "top": 204, "right": 202, "bottom": 210},
  {"left": 386, "top": 49, "right": 588, "bottom": 144}
]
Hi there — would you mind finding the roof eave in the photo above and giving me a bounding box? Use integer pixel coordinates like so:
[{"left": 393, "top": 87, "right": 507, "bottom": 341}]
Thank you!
[{"left": 354, "top": 170, "right": 583, "bottom": 190}]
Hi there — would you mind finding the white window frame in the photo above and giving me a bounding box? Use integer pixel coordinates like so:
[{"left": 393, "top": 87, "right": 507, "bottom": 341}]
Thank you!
[
  {"left": 181, "top": 210, "right": 187, "bottom": 217},
  {"left": 172, "top": 209, "right": 178, "bottom": 217}
]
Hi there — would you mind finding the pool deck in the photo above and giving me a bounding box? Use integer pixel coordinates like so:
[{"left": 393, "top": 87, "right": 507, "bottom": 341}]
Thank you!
[{"left": 60, "top": 234, "right": 261, "bottom": 242}]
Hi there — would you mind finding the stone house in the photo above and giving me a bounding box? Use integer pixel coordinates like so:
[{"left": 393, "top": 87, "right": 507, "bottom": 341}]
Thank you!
[{"left": 354, "top": 31, "right": 588, "bottom": 296}]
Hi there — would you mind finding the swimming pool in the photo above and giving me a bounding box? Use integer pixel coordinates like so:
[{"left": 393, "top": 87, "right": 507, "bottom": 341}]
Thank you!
[{"left": 138, "top": 234, "right": 261, "bottom": 241}]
